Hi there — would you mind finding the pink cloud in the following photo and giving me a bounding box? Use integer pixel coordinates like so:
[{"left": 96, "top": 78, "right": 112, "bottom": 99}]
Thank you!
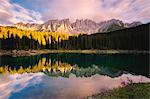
[
  {"left": 0, "top": 0, "right": 43, "bottom": 25},
  {"left": 42, "top": 0, "right": 150, "bottom": 23},
  {"left": 0, "top": 0, "right": 149, "bottom": 25}
]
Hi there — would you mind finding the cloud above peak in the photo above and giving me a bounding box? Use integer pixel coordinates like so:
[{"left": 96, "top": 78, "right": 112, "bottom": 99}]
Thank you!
[
  {"left": 0, "top": 0, "right": 43, "bottom": 25},
  {"left": 41, "top": 0, "right": 120, "bottom": 21},
  {"left": 42, "top": 0, "right": 149, "bottom": 23},
  {"left": 0, "top": 0, "right": 149, "bottom": 25}
]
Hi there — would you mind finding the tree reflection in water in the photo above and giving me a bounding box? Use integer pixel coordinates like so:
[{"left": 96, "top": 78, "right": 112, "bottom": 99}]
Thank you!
[
  {"left": 0, "top": 57, "right": 72, "bottom": 75},
  {"left": 0, "top": 57, "right": 124, "bottom": 77}
]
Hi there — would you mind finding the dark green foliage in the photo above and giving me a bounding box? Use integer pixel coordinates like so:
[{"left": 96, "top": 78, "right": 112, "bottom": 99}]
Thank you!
[
  {"left": 0, "top": 23, "right": 149, "bottom": 50},
  {"left": 0, "top": 35, "right": 41, "bottom": 50},
  {"left": 61, "top": 23, "right": 149, "bottom": 50}
]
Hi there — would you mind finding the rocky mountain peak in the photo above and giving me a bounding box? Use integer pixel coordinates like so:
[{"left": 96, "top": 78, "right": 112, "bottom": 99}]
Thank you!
[
  {"left": 128, "top": 21, "right": 142, "bottom": 27},
  {"left": 14, "top": 19, "right": 143, "bottom": 34},
  {"left": 71, "top": 19, "right": 100, "bottom": 34},
  {"left": 98, "top": 19, "right": 124, "bottom": 32},
  {"left": 14, "top": 22, "right": 39, "bottom": 31}
]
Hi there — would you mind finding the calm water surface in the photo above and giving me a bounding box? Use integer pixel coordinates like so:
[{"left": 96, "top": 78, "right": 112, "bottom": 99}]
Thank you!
[
  {"left": 0, "top": 53, "right": 149, "bottom": 77},
  {"left": 0, "top": 53, "right": 149, "bottom": 99}
]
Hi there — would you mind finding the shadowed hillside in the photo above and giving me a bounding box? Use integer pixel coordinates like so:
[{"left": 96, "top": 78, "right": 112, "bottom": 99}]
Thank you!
[{"left": 60, "top": 23, "right": 149, "bottom": 50}]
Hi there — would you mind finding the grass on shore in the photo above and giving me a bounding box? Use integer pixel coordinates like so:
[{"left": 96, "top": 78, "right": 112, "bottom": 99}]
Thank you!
[
  {"left": 0, "top": 49, "right": 149, "bottom": 57},
  {"left": 87, "top": 83, "right": 150, "bottom": 99}
]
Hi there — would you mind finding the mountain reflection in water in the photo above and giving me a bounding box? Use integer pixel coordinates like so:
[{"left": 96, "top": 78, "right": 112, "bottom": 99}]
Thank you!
[{"left": 0, "top": 53, "right": 149, "bottom": 99}]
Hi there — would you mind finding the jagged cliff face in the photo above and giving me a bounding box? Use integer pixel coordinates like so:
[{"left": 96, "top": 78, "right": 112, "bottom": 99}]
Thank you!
[
  {"left": 71, "top": 19, "right": 100, "bottom": 34},
  {"left": 14, "top": 19, "right": 142, "bottom": 34},
  {"left": 98, "top": 19, "right": 124, "bottom": 32},
  {"left": 14, "top": 22, "right": 39, "bottom": 31},
  {"left": 124, "top": 22, "right": 143, "bottom": 28},
  {"left": 37, "top": 19, "right": 73, "bottom": 33}
]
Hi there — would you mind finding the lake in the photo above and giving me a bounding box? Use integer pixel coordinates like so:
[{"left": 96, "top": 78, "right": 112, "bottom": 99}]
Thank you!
[
  {"left": 0, "top": 53, "right": 149, "bottom": 99},
  {"left": 0, "top": 53, "right": 149, "bottom": 77}
]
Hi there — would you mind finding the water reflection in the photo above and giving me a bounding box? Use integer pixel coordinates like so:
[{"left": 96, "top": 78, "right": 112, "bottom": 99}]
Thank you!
[
  {"left": 0, "top": 72, "right": 150, "bottom": 99},
  {"left": 0, "top": 53, "right": 149, "bottom": 77},
  {"left": 0, "top": 58, "right": 123, "bottom": 77},
  {"left": 0, "top": 59, "right": 72, "bottom": 74}
]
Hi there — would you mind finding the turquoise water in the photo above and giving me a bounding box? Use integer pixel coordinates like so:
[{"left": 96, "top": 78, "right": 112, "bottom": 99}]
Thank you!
[{"left": 0, "top": 53, "right": 149, "bottom": 77}]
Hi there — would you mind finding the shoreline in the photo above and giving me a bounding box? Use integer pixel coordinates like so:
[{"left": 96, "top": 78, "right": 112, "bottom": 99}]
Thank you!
[
  {"left": 0, "top": 49, "right": 149, "bottom": 57},
  {"left": 87, "top": 83, "right": 150, "bottom": 98}
]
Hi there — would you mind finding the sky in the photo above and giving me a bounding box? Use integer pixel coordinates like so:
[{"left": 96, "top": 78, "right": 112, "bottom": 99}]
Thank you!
[{"left": 0, "top": 0, "right": 149, "bottom": 25}]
